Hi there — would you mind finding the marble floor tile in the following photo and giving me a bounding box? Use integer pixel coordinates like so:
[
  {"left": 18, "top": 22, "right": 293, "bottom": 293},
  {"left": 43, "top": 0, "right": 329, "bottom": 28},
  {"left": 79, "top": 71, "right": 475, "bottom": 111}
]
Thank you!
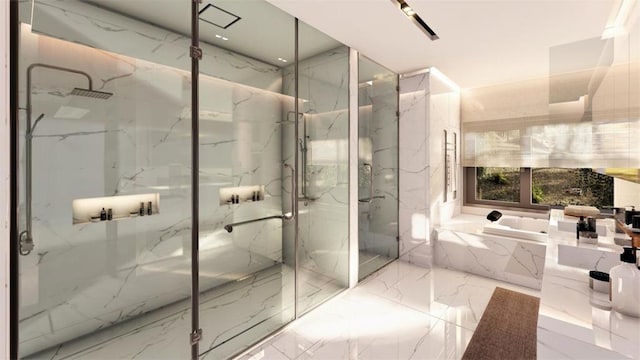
[
  {"left": 237, "top": 260, "right": 539, "bottom": 360},
  {"left": 28, "top": 259, "right": 538, "bottom": 360},
  {"left": 355, "top": 261, "right": 540, "bottom": 331}
]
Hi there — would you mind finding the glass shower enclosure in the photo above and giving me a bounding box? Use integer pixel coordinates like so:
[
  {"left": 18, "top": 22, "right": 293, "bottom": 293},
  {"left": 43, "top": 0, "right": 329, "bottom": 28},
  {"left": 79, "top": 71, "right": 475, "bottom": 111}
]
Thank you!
[
  {"left": 358, "top": 55, "right": 399, "bottom": 280},
  {"left": 15, "top": 0, "right": 349, "bottom": 358}
]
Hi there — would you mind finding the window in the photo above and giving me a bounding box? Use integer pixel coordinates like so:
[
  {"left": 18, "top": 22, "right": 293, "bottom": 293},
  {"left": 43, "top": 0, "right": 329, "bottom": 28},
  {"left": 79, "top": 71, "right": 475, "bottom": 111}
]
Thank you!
[
  {"left": 465, "top": 167, "right": 614, "bottom": 210},
  {"left": 476, "top": 167, "right": 521, "bottom": 203},
  {"left": 531, "top": 168, "right": 613, "bottom": 208}
]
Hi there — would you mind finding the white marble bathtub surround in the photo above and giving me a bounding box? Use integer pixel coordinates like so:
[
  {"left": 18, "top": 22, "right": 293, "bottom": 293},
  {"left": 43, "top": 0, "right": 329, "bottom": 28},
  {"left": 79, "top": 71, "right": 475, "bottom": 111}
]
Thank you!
[
  {"left": 19, "top": 19, "right": 288, "bottom": 356},
  {"left": 435, "top": 214, "right": 547, "bottom": 290},
  {"left": 398, "top": 69, "right": 461, "bottom": 268}
]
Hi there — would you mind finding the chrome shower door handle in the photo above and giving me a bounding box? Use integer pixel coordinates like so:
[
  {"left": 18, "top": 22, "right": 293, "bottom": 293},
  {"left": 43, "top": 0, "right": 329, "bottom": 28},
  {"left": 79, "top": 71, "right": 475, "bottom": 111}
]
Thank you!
[
  {"left": 364, "top": 163, "right": 373, "bottom": 204},
  {"left": 284, "top": 163, "right": 296, "bottom": 220}
]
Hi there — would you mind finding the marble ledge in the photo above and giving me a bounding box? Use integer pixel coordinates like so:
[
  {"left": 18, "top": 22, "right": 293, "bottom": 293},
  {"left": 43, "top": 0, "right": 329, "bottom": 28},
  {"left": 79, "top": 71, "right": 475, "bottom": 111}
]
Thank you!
[{"left": 538, "top": 237, "right": 640, "bottom": 359}]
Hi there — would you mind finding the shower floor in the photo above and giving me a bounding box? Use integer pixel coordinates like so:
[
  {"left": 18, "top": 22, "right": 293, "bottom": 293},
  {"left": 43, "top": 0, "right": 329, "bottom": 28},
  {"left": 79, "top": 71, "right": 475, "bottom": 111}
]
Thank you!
[{"left": 25, "top": 264, "right": 344, "bottom": 360}]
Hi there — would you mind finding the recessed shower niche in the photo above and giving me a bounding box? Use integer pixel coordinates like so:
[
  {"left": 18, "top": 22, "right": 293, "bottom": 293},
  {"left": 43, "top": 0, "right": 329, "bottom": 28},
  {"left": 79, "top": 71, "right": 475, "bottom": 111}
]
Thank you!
[{"left": 72, "top": 193, "right": 160, "bottom": 224}]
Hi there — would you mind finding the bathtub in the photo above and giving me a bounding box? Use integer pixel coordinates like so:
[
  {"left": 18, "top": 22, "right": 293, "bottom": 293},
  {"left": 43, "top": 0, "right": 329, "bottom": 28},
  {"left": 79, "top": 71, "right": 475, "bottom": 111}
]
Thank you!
[
  {"left": 483, "top": 216, "right": 549, "bottom": 242},
  {"left": 435, "top": 214, "right": 547, "bottom": 290}
]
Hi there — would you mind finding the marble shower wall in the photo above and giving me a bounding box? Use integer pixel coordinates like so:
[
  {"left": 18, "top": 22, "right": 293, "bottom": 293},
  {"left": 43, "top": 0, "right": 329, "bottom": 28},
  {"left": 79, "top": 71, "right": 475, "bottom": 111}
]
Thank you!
[
  {"left": 31, "top": 0, "right": 281, "bottom": 91},
  {"left": 18, "top": 17, "right": 286, "bottom": 357},
  {"left": 398, "top": 70, "right": 461, "bottom": 268},
  {"left": 282, "top": 46, "right": 350, "bottom": 302}
]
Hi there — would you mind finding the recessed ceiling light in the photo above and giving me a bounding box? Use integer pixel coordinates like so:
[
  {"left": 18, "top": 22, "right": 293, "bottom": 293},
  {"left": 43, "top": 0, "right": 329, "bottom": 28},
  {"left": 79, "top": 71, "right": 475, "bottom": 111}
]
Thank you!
[
  {"left": 215, "top": 34, "right": 229, "bottom": 41},
  {"left": 277, "top": 57, "right": 288, "bottom": 63}
]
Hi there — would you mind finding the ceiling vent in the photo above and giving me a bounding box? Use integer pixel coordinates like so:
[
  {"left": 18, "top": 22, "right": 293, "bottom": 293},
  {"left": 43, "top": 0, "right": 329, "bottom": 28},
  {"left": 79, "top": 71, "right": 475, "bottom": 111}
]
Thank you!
[{"left": 199, "top": 3, "right": 241, "bottom": 29}]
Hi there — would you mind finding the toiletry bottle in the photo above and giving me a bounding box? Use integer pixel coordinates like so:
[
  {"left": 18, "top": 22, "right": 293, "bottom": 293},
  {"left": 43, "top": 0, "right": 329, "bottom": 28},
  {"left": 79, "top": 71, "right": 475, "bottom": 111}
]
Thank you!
[
  {"left": 139, "top": 202, "right": 145, "bottom": 216},
  {"left": 100, "top": 208, "right": 107, "bottom": 221},
  {"left": 577, "top": 216, "right": 586, "bottom": 239},
  {"left": 147, "top": 201, "right": 152, "bottom": 215},
  {"left": 107, "top": 208, "right": 113, "bottom": 221},
  {"left": 609, "top": 247, "right": 640, "bottom": 317}
]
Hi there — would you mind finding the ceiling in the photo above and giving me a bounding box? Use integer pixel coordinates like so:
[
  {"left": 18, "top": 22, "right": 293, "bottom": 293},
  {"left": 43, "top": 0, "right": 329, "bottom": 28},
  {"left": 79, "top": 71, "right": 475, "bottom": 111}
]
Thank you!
[
  {"left": 85, "top": 0, "right": 341, "bottom": 67},
  {"left": 265, "top": 0, "right": 624, "bottom": 89}
]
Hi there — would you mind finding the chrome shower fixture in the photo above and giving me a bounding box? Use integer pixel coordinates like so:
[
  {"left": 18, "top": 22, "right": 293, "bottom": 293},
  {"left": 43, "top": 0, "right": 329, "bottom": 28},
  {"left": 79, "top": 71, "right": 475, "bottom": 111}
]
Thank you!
[
  {"left": 20, "top": 63, "right": 114, "bottom": 256},
  {"left": 69, "top": 87, "right": 113, "bottom": 99}
]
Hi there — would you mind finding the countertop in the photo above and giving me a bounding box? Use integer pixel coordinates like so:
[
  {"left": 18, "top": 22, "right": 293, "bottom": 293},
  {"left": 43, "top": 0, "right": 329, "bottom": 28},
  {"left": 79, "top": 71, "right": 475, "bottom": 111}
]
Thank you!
[{"left": 538, "top": 221, "right": 640, "bottom": 359}]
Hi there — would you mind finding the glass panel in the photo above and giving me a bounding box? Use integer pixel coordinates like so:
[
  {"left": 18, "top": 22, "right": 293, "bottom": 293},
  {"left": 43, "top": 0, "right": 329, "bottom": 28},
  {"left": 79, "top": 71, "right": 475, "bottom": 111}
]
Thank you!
[
  {"left": 18, "top": 2, "right": 193, "bottom": 357},
  {"left": 195, "top": 1, "right": 296, "bottom": 358},
  {"left": 358, "top": 55, "right": 398, "bottom": 281},
  {"left": 531, "top": 168, "right": 613, "bottom": 208},
  {"left": 289, "top": 21, "right": 349, "bottom": 315},
  {"left": 476, "top": 167, "right": 521, "bottom": 203}
]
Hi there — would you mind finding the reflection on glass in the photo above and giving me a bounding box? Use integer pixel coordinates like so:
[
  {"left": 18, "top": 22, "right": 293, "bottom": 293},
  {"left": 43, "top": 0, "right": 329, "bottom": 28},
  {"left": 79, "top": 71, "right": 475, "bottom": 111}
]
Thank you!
[
  {"left": 287, "top": 21, "right": 350, "bottom": 316},
  {"left": 18, "top": 16, "right": 195, "bottom": 358},
  {"left": 358, "top": 55, "right": 399, "bottom": 281}
]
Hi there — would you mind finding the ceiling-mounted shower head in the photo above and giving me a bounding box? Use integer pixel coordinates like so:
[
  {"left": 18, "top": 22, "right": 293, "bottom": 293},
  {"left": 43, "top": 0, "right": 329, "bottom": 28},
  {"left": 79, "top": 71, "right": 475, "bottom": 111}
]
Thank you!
[{"left": 70, "top": 87, "right": 113, "bottom": 99}]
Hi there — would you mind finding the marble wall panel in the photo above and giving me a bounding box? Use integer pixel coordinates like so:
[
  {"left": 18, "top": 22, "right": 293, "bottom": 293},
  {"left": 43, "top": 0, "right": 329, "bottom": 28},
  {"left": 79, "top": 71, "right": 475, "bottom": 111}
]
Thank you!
[
  {"left": 398, "top": 70, "right": 461, "bottom": 269},
  {"left": 18, "top": 20, "right": 285, "bottom": 355},
  {"left": 398, "top": 73, "right": 430, "bottom": 265}
]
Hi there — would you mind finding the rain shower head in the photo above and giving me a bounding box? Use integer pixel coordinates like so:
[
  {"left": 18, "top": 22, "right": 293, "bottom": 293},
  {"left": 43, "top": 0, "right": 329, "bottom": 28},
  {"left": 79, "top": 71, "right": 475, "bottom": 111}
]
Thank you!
[{"left": 70, "top": 87, "right": 113, "bottom": 99}]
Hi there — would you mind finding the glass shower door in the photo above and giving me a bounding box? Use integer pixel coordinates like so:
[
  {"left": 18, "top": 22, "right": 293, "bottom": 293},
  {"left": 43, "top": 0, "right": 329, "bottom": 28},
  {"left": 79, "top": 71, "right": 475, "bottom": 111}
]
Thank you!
[
  {"left": 358, "top": 55, "right": 399, "bottom": 280},
  {"left": 195, "top": 1, "right": 296, "bottom": 358},
  {"left": 292, "top": 22, "right": 350, "bottom": 316}
]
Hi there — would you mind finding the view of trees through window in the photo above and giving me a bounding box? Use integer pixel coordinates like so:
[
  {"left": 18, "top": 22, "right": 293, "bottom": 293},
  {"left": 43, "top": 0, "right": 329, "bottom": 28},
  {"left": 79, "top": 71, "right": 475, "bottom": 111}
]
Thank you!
[
  {"left": 475, "top": 167, "right": 614, "bottom": 208},
  {"left": 532, "top": 168, "right": 613, "bottom": 208},
  {"left": 476, "top": 167, "right": 521, "bottom": 203}
]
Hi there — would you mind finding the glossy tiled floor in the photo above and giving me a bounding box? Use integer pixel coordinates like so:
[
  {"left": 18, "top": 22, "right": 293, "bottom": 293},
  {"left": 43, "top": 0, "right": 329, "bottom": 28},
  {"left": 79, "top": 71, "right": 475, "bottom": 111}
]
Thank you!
[{"left": 236, "top": 261, "right": 540, "bottom": 360}]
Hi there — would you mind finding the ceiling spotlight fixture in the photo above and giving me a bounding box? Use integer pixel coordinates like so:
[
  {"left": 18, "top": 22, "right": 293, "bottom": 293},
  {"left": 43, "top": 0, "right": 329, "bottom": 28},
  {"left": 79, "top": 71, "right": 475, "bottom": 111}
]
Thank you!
[
  {"left": 277, "top": 58, "right": 288, "bottom": 63},
  {"left": 215, "top": 34, "right": 229, "bottom": 41},
  {"left": 394, "top": 0, "right": 439, "bottom": 41},
  {"left": 400, "top": 3, "right": 416, "bottom": 16}
]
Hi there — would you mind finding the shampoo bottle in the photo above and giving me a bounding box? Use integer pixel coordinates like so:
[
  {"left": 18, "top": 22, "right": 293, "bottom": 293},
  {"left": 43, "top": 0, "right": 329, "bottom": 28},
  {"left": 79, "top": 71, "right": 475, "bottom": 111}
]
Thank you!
[{"left": 610, "top": 247, "right": 640, "bottom": 317}]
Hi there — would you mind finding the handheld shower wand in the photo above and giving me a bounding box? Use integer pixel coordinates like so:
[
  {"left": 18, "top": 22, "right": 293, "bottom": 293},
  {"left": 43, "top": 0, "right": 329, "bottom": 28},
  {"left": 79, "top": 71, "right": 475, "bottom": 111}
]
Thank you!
[{"left": 20, "top": 63, "right": 113, "bottom": 256}]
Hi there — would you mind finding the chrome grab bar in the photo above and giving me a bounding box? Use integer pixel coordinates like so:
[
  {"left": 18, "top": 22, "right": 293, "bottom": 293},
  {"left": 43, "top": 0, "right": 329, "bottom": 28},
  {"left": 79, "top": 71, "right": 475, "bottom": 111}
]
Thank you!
[
  {"left": 224, "top": 215, "right": 287, "bottom": 233},
  {"left": 283, "top": 163, "right": 295, "bottom": 221},
  {"left": 224, "top": 163, "right": 295, "bottom": 233},
  {"left": 358, "top": 195, "right": 386, "bottom": 203}
]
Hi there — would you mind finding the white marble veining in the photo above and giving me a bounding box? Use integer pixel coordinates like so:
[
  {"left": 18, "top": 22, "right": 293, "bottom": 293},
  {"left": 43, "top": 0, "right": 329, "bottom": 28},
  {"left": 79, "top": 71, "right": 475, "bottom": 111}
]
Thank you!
[
  {"left": 24, "top": 265, "right": 345, "bottom": 360},
  {"left": 237, "top": 260, "right": 539, "bottom": 360},
  {"left": 398, "top": 73, "right": 430, "bottom": 265},
  {"left": 398, "top": 70, "right": 461, "bottom": 269},
  {"left": 537, "top": 228, "right": 640, "bottom": 360},
  {"left": 435, "top": 214, "right": 548, "bottom": 290},
  {"left": 281, "top": 45, "right": 351, "bottom": 314},
  {"left": 19, "top": 19, "right": 289, "bottom": 356},
  {"left": 31, "top": 0, "right": 282, "bottom": 91}
]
